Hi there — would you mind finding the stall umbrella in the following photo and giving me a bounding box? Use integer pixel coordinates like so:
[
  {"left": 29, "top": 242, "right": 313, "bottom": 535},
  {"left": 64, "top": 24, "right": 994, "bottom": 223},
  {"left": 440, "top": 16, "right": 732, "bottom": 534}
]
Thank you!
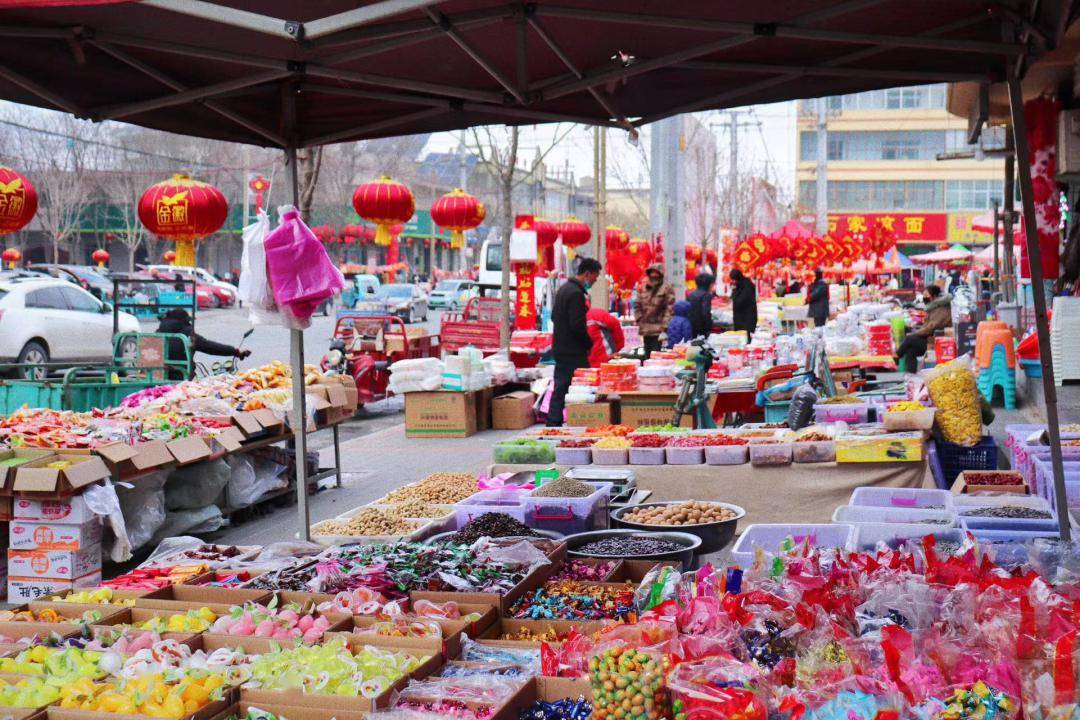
[{"left": 2, "top": 0, "right": 1069, "bottom": 542}]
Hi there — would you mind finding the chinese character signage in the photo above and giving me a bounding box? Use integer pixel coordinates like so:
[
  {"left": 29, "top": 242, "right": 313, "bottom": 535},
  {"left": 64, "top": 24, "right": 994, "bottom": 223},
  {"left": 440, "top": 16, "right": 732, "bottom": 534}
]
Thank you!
[
  {"left": 827, "top": 213, "right": 947, "bottom": 243},
  {"left": 515, "top": 263, "right": 537, "bottom": 331},
  {"left": 947, "top": 212, "right": 992, "bottom": 245}
]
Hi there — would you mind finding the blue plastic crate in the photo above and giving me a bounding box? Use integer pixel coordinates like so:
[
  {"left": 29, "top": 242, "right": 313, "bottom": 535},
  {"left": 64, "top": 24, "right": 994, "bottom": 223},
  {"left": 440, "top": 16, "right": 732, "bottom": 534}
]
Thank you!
[
  {"left": 763, "top": 400, "right": 791, "bottom": 424},
  {"left": 935, "top": 436, "right": 997, "bottom": 488}
]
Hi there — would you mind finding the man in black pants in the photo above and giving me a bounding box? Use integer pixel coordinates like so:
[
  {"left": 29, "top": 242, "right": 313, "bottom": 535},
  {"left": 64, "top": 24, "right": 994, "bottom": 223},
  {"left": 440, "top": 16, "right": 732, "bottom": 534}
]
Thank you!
[
  {"left": 547, "top": 258, "right": 602, "bottom": 426},
  {"left": 895, "top": 285, "right": 952, "bottom": 372}
]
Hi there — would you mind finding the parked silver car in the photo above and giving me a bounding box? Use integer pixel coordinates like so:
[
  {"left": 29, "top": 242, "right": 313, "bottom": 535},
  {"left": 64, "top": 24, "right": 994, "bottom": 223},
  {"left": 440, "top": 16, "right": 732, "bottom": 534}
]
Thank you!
[
  {"left": 428, "top": 279, "right": 478, "bottom": 310},
  {"left": 356, "top": 283, "right": 429, "bottom": 323}
]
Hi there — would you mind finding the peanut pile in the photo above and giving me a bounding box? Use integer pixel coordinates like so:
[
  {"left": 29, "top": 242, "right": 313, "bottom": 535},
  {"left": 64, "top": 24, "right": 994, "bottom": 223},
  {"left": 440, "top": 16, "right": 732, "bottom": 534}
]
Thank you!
[
  {"left": 621, "top": 501, "right": 738, "bottom": 527},
  {"left": 382, "top": 472, "right": 478, "bottom": 504},
  {"left": 381, "top": 499, "right": 450, "bottom": 519},
  {"left": 312, "top": 508, "right": 418, "bottom": 537}
]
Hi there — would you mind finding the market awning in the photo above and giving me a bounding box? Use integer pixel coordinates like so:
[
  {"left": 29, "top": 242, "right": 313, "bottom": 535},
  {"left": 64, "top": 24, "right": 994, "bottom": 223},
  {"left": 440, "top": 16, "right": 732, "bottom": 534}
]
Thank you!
[
  {"left": 0, "top": 0, "right": 1073, "bottom": 147},
  {"left": 970, "top": 208, "right": 1024, "bottom": 235},
  {"left": 910, "top": 244, "right": 973, "bottom": 265}
]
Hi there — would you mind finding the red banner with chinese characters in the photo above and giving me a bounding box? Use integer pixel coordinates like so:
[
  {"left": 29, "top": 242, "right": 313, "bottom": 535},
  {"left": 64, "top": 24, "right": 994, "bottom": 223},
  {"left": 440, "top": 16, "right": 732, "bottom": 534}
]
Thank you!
[
  {"left": 515, "top": 263, "right": 537, "bottom": 330},
  {"left": 827, "top": 213, "right": 947, "bottom": 243}
]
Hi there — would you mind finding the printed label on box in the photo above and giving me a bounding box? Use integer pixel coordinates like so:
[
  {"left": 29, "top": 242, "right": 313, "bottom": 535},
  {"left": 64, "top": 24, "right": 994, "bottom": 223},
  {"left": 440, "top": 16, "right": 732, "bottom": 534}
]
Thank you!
[
  {"left": 8, "top": 545, "right": 101, "bottom": 579},
  {"left": 8, "top": 570, "right": 102, "bottom": 603},
  {"left": 9, "top": 518, "right": 103, "bottom": 550},
  {"left": 14, "top": 496, "right": 95, "bottom": 523}
]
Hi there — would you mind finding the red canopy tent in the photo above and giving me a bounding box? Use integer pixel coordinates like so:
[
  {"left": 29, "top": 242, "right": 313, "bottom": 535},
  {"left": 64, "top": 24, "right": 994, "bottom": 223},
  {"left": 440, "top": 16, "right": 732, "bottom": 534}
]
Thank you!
[{"left": 0, "top": 0, "right": 1073, "bottom": 539}]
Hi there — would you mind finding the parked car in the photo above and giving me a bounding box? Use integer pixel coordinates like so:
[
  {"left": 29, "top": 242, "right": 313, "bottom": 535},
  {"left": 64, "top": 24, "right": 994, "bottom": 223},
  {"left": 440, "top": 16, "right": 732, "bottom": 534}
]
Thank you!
[
  {"left": 28, "top": 264, "right": 114, "bottom": 300},
  {"left": 0, "top": 278, "right": 140, "bottom": 379},
  {"left": 143, "top": 265, "right": 237, "bottom": 306},
  {"left": 357, "top": 283, "right": 429, "bottom": 323},
  {"left": 151, "top": 271, "right": 232, "bottom": 308},
  {"left": 428, "top": 279, "right": 478, "bottom": 310}
]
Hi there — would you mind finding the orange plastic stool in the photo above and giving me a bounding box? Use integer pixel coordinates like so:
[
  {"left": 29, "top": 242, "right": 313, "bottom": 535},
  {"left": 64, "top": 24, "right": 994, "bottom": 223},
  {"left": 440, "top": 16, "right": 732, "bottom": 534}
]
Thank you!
[{"left": 974, "top": 320, "right": 1015, "bottom": 369}]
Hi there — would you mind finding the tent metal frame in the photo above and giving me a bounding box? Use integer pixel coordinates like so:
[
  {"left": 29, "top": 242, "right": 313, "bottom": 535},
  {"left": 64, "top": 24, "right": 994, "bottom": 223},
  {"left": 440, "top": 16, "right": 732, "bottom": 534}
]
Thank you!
[{"left": 0, "top": 0, "right": 1074, "bottom": 542}]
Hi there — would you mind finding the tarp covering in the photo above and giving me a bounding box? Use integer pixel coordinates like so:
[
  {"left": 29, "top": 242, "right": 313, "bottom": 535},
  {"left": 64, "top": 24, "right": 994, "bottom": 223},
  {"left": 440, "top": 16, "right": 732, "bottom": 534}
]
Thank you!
[
  {"left": 0, "top": 0, "right": 1072, "bottom": 147},
  {"left": 910, "top": 244, "right": 973, "bottom": 265}
]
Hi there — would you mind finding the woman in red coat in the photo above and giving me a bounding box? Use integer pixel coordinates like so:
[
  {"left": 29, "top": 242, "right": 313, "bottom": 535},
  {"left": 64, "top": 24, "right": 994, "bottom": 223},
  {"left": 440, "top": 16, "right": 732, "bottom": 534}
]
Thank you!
[{"left": 586, "top": 308, "right": 625, "bottom": 366}]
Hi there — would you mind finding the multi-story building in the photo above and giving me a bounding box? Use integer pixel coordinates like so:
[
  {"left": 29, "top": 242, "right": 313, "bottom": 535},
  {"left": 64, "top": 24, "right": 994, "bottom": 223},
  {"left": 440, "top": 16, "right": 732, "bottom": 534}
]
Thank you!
[{"left": 795, "top": 83, "right": 1006, "bottom": 252}]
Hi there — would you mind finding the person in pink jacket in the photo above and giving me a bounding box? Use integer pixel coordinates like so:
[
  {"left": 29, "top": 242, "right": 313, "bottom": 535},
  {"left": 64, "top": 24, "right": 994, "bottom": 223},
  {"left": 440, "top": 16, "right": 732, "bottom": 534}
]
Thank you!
[{"left": 586, "top": 308, "right": 625, "bottom": 367}]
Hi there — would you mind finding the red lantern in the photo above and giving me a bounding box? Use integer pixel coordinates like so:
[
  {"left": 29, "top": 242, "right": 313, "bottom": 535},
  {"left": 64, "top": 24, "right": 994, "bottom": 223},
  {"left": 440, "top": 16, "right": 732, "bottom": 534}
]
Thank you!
[
  {"left": 2, "top": 247, "right": 21, "bottom": 269},
  {"left": 91, "top": 249, "right": 110, "bottom": 268},
  {"left": 605, "top": 225, "right": 629, "bottom": 252},
  {"left": 163, "top": 250, "right": 176, "bottom": 264},
  {"left": 431, "top": 188, "right": 485, "bottom": 250},
  {"left": 389, "top": 223, "right": 404, "bottom": 238},
  {"left": 558, "top": 216, "right": 591, "bottom": 250},
  {"left": 0, "top": 167, "right": 37, "bottom": 235},
  {"left": 138, "top": 173, "right": 228, "bottom": 268},
  {"left": 352, "top": 176, "right": 414, "bottom": 247}
]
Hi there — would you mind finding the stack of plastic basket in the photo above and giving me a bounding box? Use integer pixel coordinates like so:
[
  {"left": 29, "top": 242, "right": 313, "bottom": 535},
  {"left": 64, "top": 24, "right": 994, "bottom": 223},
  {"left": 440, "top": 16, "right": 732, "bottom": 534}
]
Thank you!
[
  {"left": 1050, "top": 295, "right": 1080, "bottom": 385},
  {"left": 974, "top": 320, "right": 1016, "bottom": 409}
]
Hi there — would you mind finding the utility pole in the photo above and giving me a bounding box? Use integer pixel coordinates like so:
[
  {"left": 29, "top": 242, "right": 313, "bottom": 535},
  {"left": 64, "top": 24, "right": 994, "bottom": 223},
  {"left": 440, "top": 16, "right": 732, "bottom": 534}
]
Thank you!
[
  {"left": 458, "top": 133, "right": 468, "bottom": 272},
  {"left": 592, "top": 125, "right": 609, "bottom": 309},
  {"left": 712, "top": 112, "right": 759, "bottom": 235},
  {"left": 815, "top": 98, "right": 829, "bottom": 235},
  {"left": 651, "top": 116, "right": 685, "bottom": 296}
]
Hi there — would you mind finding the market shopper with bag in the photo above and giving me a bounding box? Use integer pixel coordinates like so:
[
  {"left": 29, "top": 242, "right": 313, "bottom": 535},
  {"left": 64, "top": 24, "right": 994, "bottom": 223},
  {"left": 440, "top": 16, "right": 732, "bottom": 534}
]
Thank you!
[
  {"left": 547, "top": 258, "right": 602, "bottom": 426},
  {"left": 729, "top": 268, "right": 758, "bottom": 341},
  {"left": 634, "top": 264, "right": 675, "bottom": 357},
  {"left": 687, "top": 273, "right": 717, "bottom": 339},
  {"left": 807, "top": 269, "right": 830, "bottom": 327},
  {"left": 894, "top": 284, "right": 952, "bottom": 372}
]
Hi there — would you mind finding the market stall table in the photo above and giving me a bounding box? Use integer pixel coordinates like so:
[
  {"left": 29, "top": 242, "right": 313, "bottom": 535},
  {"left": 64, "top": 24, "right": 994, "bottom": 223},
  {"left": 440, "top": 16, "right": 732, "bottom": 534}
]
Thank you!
[{"left": 489, "top": 460, "right": 932, "bottom": 526}]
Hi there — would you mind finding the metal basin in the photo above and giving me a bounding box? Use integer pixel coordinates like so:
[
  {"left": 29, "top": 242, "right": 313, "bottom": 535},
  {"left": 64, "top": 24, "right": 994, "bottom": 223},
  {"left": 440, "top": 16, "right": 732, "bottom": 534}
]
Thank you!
[
  {"left": 563, "top": 529, "right": 701, "bottom": 569},
  {"left": 610, "top": 501, "right": 745, "bottom": 554}
]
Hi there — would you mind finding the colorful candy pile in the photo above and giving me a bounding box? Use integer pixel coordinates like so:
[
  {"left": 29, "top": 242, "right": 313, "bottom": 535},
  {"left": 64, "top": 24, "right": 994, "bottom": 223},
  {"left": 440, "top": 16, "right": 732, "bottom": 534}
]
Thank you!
[
  {"left": 509, "top": 580, "right": 636, "bottom": 621},
  {"left": 208, "top": 602, "right": 333, "bottom": 644},
  {"left": 137, "top": 608, "right": 218, "bottom": 633},
  {"left": 0, "top": 676, "right": 64, "bottom": 708},
  {"left": 0, "top": 646, "right": 111, "bottom": 679},
  {"left": 246, "top": 638, "right": 425, "bottom": 698},
  {"left": 56, "top": 672, "right": 227, "bottom": 717},
  {"left": 551, "top": 559, "right": 617, "bottom": 582},
  {"left": 51, "top": 588, "right": 137, "bottom": 607},
  {"left": 103, "top": 564, "right": 211, "bottom": 590}
]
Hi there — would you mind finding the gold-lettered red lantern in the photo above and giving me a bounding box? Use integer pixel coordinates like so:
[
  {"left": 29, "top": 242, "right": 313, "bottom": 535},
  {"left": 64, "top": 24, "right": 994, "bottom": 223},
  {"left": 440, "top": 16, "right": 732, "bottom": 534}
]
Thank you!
[
  {"left": 352, "top": 176, "right": 414, "bottom": 247},
  {"left": 558, "top": 216, "right": 591, "bottom": 255},
  {"left": 91, "top": 249, "right": 110, "bottom": 268},
  {"left": 605, "top": 225, "right": 629, "bottom": 252},
  {"left": 431, "top": 188, "right": 484, "bottom": 250},
  {"left": 2, "top": 247, "right": 21, "bottom": 269},
  {"left": 163, "top": 250, "right": 176, "bottom": 265},
  {"left": 138, "top": 173, "right": 228, "bottom": 268},
  {"left": 0, "top": 167, "right": 37, "bottom": 235}
]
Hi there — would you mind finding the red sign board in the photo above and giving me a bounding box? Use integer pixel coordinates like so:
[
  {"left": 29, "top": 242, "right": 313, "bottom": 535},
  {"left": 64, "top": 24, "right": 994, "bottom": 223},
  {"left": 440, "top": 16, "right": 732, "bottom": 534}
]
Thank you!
[{"left": 827, "top": 213, "right": 947, "bottom": 243}]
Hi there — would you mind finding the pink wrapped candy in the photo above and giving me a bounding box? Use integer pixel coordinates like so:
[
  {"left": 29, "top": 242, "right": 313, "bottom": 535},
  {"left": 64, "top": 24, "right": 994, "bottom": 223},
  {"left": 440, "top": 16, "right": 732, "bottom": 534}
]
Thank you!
[{"left": 210, "top": 602, "right": 332, "bottom": 644}]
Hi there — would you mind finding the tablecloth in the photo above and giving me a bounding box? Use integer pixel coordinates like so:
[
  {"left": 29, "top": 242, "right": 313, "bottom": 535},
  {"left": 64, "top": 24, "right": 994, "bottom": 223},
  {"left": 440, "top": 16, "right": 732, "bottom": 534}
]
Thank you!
[{"left": 489, "top": 459, "right": 932, "bottom": 525}]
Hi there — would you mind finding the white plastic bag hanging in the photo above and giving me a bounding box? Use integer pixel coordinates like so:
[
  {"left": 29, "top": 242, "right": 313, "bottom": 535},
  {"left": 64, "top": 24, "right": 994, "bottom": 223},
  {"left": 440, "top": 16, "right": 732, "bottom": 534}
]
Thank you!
[{"left": 238, "top": 210, "right": 279, "bottom": 326}]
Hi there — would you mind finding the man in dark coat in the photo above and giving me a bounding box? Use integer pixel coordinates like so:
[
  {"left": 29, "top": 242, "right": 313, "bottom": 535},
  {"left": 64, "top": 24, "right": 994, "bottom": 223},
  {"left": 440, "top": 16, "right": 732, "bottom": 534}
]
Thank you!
[
  {"left": 156, "top": 309, "right": 250, "bottom": 378},
  {"left": 807, "top": 269, "right": 830, "bottom": 327},
  {"left": 547, "top": 258, "right": 601, "bottom": 426},
  {"left": 728, "top": 268, "right": 757, "bottom": 341},
  {"left": 687, "top": 273, "right": 717, "bottom": 339}
]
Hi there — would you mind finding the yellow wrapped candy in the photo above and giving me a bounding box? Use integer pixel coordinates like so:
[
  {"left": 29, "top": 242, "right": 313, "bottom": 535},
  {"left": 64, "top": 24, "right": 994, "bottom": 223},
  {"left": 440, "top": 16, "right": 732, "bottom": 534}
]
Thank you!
[{"left": 925, "top": 358, "right": 982, "bottom": 446}]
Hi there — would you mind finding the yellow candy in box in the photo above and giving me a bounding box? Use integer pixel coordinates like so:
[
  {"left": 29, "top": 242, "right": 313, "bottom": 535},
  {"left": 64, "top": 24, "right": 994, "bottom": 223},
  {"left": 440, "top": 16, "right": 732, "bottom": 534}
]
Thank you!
[
  {"left": 836, "top": 432, "right": 923, "bottom": 463},
  {"left": 59, "top": 673, "right": 225, "bottom": 718}
]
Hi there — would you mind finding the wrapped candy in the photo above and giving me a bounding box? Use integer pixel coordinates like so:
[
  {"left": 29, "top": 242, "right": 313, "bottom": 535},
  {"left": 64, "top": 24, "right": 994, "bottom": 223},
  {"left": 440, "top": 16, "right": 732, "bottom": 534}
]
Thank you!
[
  {"left": 209, "top": 602, "right": 332, "bottom": 644},
  {"left": 246, "top": 638, "right": 425, "bottom": 698},
  {"left": 667, "top": 654, "right": 770, "bottom": 720}
]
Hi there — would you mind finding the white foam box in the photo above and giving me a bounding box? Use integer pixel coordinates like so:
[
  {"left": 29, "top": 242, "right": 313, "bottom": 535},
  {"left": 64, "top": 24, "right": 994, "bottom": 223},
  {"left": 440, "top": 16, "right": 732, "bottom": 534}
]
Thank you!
[
  {"left": 8, "top": 543, "right": 101, "bottom": 579},
  {"left": 9, "top": 518, "right": 103, "bottom": 550},
  {"left": 7, "top": 569, "right": 101, "bottom": 603},
  {"left": 13, "top": 495, "right": 95, "bottom": 523}
]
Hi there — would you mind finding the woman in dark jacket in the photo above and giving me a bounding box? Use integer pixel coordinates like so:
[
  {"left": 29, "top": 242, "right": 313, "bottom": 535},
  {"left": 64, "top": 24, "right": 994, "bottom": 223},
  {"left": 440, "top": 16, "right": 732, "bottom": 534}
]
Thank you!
[
  {"left": 687, "top": 273, "right": 716, "bottom": 339},
  {"left": 807, "top": 269, "right": 829, "bottom": 327},
  {"left": 728, "top": 269, "right": 757, "bottom": 340}
]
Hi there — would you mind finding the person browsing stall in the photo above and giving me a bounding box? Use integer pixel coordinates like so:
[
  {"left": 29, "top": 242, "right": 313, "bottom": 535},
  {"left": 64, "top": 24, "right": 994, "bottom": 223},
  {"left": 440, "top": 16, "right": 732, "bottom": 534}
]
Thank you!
[
  {"left": 547, "top": 258, "right": 602, "bottom": 426},
  {"left": 633, "top": 263, "right": 675, "bottom": 357}
]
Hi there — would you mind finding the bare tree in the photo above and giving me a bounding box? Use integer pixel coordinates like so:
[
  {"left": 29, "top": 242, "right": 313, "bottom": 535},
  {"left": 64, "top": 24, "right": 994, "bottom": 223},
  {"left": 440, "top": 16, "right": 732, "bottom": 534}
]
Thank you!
[
  {"left": 468, "top": 124, "right": 574, "bottom": 347},
  {"left": 103, "top": 172, "right": 149, "bottom": 271},
  {"left": 297, "top": 147, "right": 323, "bottom": 221}
]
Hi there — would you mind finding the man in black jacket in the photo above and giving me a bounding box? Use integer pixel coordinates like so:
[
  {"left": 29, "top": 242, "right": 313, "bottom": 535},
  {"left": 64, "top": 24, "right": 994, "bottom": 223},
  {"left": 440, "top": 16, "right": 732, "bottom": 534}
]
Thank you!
[
  {"left": 156, "top": 309, "right": 250, "bottom": 378},
  {"left": 687, "top": 272, "right": 716, "bottom": 338},
  {"left": 729, "top": 268, "right": 757, "bottom": 341},
  {"left": 807, "top": 270, "right": 830, "bottom": 327},
  {"left": 547, "top": 258, "right": 601, "bottom": 426}
]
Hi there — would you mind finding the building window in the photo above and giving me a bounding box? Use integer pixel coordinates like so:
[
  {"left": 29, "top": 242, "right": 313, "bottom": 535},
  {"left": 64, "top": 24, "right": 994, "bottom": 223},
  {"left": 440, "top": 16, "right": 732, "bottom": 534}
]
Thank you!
[
  {"left": 800, "top": 130, "right": 946, "bottom": 162},
  {"left": 945, "top": 180, "right": 1006, "bottom": 210},
  {"left": 799, "top": 83, "right": 947, "bottom": 114},
  {"left": 799, "top": 180, "right": 943, "bottom": 211}
]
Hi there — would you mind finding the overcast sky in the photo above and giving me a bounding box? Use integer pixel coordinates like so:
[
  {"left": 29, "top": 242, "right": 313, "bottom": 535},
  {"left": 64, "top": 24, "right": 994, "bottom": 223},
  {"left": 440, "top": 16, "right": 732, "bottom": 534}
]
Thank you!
[{"left": 424, "top": 100, "right": 799, "bottom": 203}]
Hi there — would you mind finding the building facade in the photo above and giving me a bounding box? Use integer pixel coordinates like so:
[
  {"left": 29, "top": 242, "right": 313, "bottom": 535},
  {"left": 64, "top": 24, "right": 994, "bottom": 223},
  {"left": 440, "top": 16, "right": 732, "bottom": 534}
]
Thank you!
[{"left": 795, "top": 83, "right": 1007, "bottom": 251}]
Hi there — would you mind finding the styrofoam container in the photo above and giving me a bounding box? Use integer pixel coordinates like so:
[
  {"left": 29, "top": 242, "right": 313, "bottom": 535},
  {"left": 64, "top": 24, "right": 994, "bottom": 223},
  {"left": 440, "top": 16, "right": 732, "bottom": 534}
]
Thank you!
[
  {"left": 832, "top": 505, "right": 957, "bottom": 527},
  {"left": 555, "top": 447, "right": 592, "bottom": 465},
  {"left": 849, "top": 487, "right": 952, "bottom": 510},
  {"left": 792, "top": 440, "right": 836, "bottom": 463},
  {"left": 665, "top": 446, "right": 705, "bottom": 465},
  {"left": 853, "top": 524, "right": 964, "bottom": 552},
  {"left": 730, "top": 523, "right": 855, "bottom": 567},
  {"left": 882, "top": 408, "right": 936, "bottom": 431},
  {"left": 628, "top": 447, "right": 666, "bottom": 465},
  {"left": 454, "top": 490, "right": 527, "bottom": 528},
  {"left": 749, "top": 442, "right": 793, "bottom": 466},
  {"left": 814, "top": 402, "right": 870, "bottom": 424},
  {"left": 705, "top": 445, "right": 748, "bottom": 465},
  {"left": 590, "top": 448, "right": 628, "bottom": 465}
]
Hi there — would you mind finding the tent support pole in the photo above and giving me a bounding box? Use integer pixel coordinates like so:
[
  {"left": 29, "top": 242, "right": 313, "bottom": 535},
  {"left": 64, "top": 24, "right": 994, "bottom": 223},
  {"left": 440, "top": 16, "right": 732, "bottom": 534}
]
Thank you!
[
  {"left": 284, "top": 144, "right": 311, "bottom": 542},
  {"left": 992, "top": 199, "right": 1000, "bottom": 297},
  {"left": 1006, "top": 71, "right": 1071, "bottom": 542}
]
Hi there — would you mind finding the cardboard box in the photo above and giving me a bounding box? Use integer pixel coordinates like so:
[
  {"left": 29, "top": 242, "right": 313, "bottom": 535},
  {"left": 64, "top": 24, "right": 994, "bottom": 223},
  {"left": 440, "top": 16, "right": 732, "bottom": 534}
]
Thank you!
[
  {"left": 231, "top": 411, "right": 265, "bottom": 438},
  {"left": 251, "top": 409, "right": 285, "bottom": 434},
  {"left": 12, "top": 453, "right": 111, "bottom": 498},
  {"left": 112, "top": 440, "right": 175, "bottom": 473},
  {"left": 8, "top": 569, "right": 101, "bottom": 603},
  {"left": 405, "top": 391, "right": 477, "bottom": 438},
  {"left": 212, "top": 428, "right": 246, "bottom": 453},
  {"left": 134, "top": 584, "right": 271, "bottom": 611},
  {"left": 167, "top": 436, "right": 214, "bottom": 465},
  {"left": 0, "top": 448, "right": 54, "bottom": 492},
  {"left": 0, "top": 497, "right": 12, "bottom": 522},
  {"left": 48, "top": 697, "right": 232, "bottom": 720},
  {"left": 535, "top": 676, "right": 595, "bottom": 701},
  {"left": 212, "top": 702, "right": 368, "bottom": 720},
  {"left": 476, "top": 386, "right": 494, "bottom": 431},
  {"left": 8, "top": 544, "right": 101, "bottom": 579},
  {"left": 13, "top": 495, "right": 95, "bottom": 523},
  {"left": 565, "top": 402, "right": 614, "bottom": 427},
  {"left": 480, "top": 618, "right": 616, "bottom": 641},
  {"left": 492, "top": 391, "right": 537, "bottom": 430},
  {"left": 10, "top": 518, "right": 102, "bottom": 551},
  {"left": 616, "top": 392, "right": 689, "bottom": 428},
  {"left": 955, "top": 470, "right": 1029, "bottom": 495}
]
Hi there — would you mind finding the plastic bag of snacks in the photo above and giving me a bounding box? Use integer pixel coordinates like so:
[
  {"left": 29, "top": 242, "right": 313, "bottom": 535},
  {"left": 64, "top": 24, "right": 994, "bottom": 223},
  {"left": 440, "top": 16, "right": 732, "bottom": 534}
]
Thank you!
[
  {"left": 667, "top": 654, "right": 771, "bottom": 720},
  {"left": 922, "top": 355, "right": 982, "bottom": 446},
  {"left": 777, "top": 676, "right": 907, "bottom": 720},
  {"left": 589, "top": 622, "right": 678, "bottom": 720}
]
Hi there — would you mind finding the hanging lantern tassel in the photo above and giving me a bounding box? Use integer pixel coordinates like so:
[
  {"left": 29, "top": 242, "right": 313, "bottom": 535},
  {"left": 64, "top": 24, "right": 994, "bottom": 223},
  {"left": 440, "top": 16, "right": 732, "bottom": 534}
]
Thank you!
[{"left": 431, "top": 188, "right": 485, "bottom": 251}]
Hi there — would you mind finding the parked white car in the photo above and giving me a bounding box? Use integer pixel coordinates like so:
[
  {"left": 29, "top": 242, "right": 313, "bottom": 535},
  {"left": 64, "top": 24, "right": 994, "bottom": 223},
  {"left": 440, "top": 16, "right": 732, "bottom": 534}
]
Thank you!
[
  {"left": 0, "top": 278, "right": 140, "bottom": 379},
  {"left": 428, "top": 279, "right": 479, "bottom": 310}
]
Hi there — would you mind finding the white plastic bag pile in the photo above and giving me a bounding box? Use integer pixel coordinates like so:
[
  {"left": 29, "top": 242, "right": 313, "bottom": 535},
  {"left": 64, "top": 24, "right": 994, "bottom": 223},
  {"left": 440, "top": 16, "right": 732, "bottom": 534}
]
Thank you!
[
  {"left": 443, "top": 352, "right": 491, "bottom": 391},
  {"left": 388, "top": 357, "right": 445, "bottom": 394}
]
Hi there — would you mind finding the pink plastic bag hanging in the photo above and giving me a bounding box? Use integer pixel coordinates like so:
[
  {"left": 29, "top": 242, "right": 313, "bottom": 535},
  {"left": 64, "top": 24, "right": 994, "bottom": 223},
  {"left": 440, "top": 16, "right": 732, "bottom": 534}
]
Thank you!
[{"left": 264, "top": 205, "right": 344, "bottom": 327}]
